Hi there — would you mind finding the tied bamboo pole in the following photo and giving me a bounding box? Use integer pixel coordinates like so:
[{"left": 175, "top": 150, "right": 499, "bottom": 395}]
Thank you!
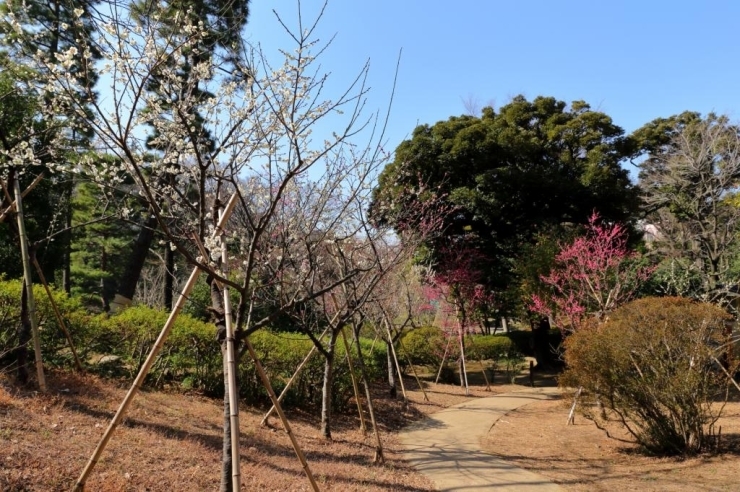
[
  {"left": 329, "top": 293, "right": 366, "bottom": 433},
  {"left": 0, "top": 172, "right": 45, "bottom": 223},
  {"left": 31, "top": 255, "right": 83, "bottom": 372},
  {"left": 457, "top": 308, "right": 470, "bottom": 396},
  {"left": 13, "top": 177, "right": 46, "bottom": 392},
  {"left": 382, "top": 316, "right": 407, "bottom": 402},
  {"left": 341, "top": 328, "right": 367, "bottom": 433},
  {"left": 243, "top": 339, "right": 320, "bottom": 492},
  {"left": 260, "top": 321, "right": 336, "bottom": 426},
  {"left": 73, "top": 193, "right": 239, "bottom": 491},
  {"left": 219, "top": 211, "right": 241, "bottom": 492},
  {"left": 260, "top": 342, "right": 317, "bottom": 426},
  {"left": 435, "top": 337, "right": 451, "bottom": 384},
  {"left": 399, "top": 345, "right": 429, "bottom": 401}
]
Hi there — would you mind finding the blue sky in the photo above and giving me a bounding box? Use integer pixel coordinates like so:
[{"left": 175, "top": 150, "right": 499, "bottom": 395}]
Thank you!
[{"left": 247, "top": 1, "right": 740, "bottom": 177}]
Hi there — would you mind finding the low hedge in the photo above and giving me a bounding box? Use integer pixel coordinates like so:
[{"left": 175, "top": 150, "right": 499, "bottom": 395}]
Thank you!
[
  {"left": 466, "top": 335, "right": 520, "bottom": 361},
  {"left": 0, "top": 279, "right": 385, "bottom": 412},
  {"left": 0, "top": 278, "right": 98, "bottom": 368},
  {"left": 400, "top": 325, "right": 524, "bottom": 368},
  {"left": 98, "top": 306, "right": 385, "bottom": 411},
  {"left": 399, "top": 326, "right": 448, "bottom": 367}
]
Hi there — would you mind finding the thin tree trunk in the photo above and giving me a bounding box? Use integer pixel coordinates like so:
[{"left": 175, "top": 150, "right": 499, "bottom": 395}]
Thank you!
[
  {"left": 99, "top": 248, "right": 109, "bottom": 312},
  {"left": 382, "top": 316, "right": 407, "bottom": 402},
  {"left": 459, "top": 330, "right": 469, "bottom": 396},
  {"left": 457, "top": 307, "right": 469, "bottom": 396},
  {"left": 111, "top": 214, "right": 158, "bottom": 311},
  {"left": 320, "top": 332, "right": 337, "bottom": 440},
  {"left": 531, "top": 316, "right": 552, "bottom": 369},
  {"left": 220, "top": 349, "right": 234, "bottom": 492},
  {"left": 210, "top": 280, "right": 237, "bottom": 492},
  {"left": 164, "top": 242, "right": 174, "bottom": 311},
  {"left": 341, "top": 329, "right": 366, "bottom": 433},
  {"left": 352, "top": 323, "right": 384, "bottom": 464},
  {"left": 386, "top": 340, "right": 397, "bottom": 398},
  {"left": 220, "top": 224, "right": 241, "bottom": 491}
]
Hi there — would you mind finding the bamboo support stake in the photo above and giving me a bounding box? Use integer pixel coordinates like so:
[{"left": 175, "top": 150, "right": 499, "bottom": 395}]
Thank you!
[
  {"left": 351, "top": 325, "right": 384, "bottom": 464},
  {"left": 31, "top": 255, "right": 83, "bottom": 372},
  {"left": 399, "top": 346, "right": 429, "bottom": 401},
  {"left": 567, "top": 387, "right": 583, "bottom": 425},
  {"left": 73, "top": 193, "right": 238, "bottom": 491},
  {"left": 261, "top": 322, "right": 335, "bottom": 426},
  {"left": 480, "top": 359, "right": 491, "bottom": 391},
  {"left": 14, "top": 177, "right": 46, "bottom": 392},
  {"left": 244, "top": 339, "right": 320, "bottom": 492},
  {"left": 0, "top": 172, "right": 44, "bottom": 223},
  {"left": 713, "top": 357, "right": 740, "bottom": 393},
  {"left": 341, "top": 328, "right": 367, "bottom": 433},
  {"left": 220, "top": 214, "right": 241, "bottom": 492},
  {"left": 369, "top": 333, "right": 379, "bottom": 353},
  {"left": 457, "top": 317, "right": 469, "bottom": 396},
  {"left": 435, "top": 337, "right": 451, "bottom": 384}
]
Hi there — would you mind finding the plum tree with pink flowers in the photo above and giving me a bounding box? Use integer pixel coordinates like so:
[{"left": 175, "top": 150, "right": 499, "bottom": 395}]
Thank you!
[
  {"left": 531, "top": 212, "right": 654, "bottom": 333},
  {"left": 426, "top": 242, "right": 494, "bottom": 394}
]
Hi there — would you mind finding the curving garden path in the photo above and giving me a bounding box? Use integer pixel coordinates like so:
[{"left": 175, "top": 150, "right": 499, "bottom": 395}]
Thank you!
[{"left": 400, "top": 387, "right": 564, "bottom": 491}]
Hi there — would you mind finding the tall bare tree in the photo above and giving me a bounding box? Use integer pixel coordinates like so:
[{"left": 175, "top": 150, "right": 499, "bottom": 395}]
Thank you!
[
  {"left": 9, "top": 1, "right": 395, "bottom": 488},
  {"left": 638, "top": 114, "right": 740, "bottom": 308}
]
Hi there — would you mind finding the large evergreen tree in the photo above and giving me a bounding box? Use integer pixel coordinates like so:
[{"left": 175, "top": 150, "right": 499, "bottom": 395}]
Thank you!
[
  {"left": 0, "top": 0, "right": 102, "bottom": 286},
  {"left": 371, "top": 95, "right": 642, "bottom": 317}
]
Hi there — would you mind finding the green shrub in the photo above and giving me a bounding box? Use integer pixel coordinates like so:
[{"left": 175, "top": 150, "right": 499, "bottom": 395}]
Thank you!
[
  {"left": 0, "top": 278, "right": 387, "bottom": 413},
  {"left": 466, "top": 335, "right": 520, "bottom": 361},
  {"left": 562, "top": 297, "right": 734, "bottom": 455},
  {"left": 98, "top": 305, "right": 221, "bottom": 387},
  {"left": 242, "top": 330, "right": 386, "bottom": 412},
  {"left": 400, "top": 326, "right": 446, "bottom": 367},
  {"left": 0, "top": 279, "right": 98, "bottom": 370}
]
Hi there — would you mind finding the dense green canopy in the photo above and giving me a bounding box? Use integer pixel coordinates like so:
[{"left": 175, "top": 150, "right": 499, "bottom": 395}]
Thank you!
[{"left": 371, "top": 95, "right": 642, "bottom": 311}]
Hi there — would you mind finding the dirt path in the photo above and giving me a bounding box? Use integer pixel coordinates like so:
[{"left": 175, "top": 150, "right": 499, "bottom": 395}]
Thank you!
[{"left": 400, "top": 387, "right": 564, "bottom": 491}]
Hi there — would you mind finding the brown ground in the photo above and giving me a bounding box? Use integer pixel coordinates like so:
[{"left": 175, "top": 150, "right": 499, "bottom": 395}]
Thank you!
[
  {"left": 4, "top": 364, "right": 739, "bottom": 491},
  {"left": 0, "top": 365, "right": 513, "bottom": 492},
  {"left": 484, "top": 390, "right": 740, "bottom": 491}
]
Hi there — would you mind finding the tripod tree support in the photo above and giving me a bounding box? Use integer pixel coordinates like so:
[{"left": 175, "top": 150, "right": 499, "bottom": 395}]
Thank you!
[
  {"left": 220, "top": 210, "right": 241, "bottom": 491},
  {"left": 73, "top": 193, "right": 238, "bottom": 491},
  {"left": 341, "top": 328, "right": 367, "bottom": 433},
  {"left": 31, "top": 254, "right": 83, "bottom": 372},
  {"left": 244, "top": 338, "right": 320, "bottom": 492},
  {"left": 13, "top": 176, "right": 46, "bottom": 392}
]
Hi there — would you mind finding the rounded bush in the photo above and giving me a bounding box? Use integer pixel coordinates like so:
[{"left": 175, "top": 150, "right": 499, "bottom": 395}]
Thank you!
[
  {"left": 562, "top": 296, "right": 734, "bottom": 455},
  {"left": 466, "top": 335, "right": 520, "bottom": 361},
  {"left": 399, "top": 326, "right": 447, "bottom": 367}
]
